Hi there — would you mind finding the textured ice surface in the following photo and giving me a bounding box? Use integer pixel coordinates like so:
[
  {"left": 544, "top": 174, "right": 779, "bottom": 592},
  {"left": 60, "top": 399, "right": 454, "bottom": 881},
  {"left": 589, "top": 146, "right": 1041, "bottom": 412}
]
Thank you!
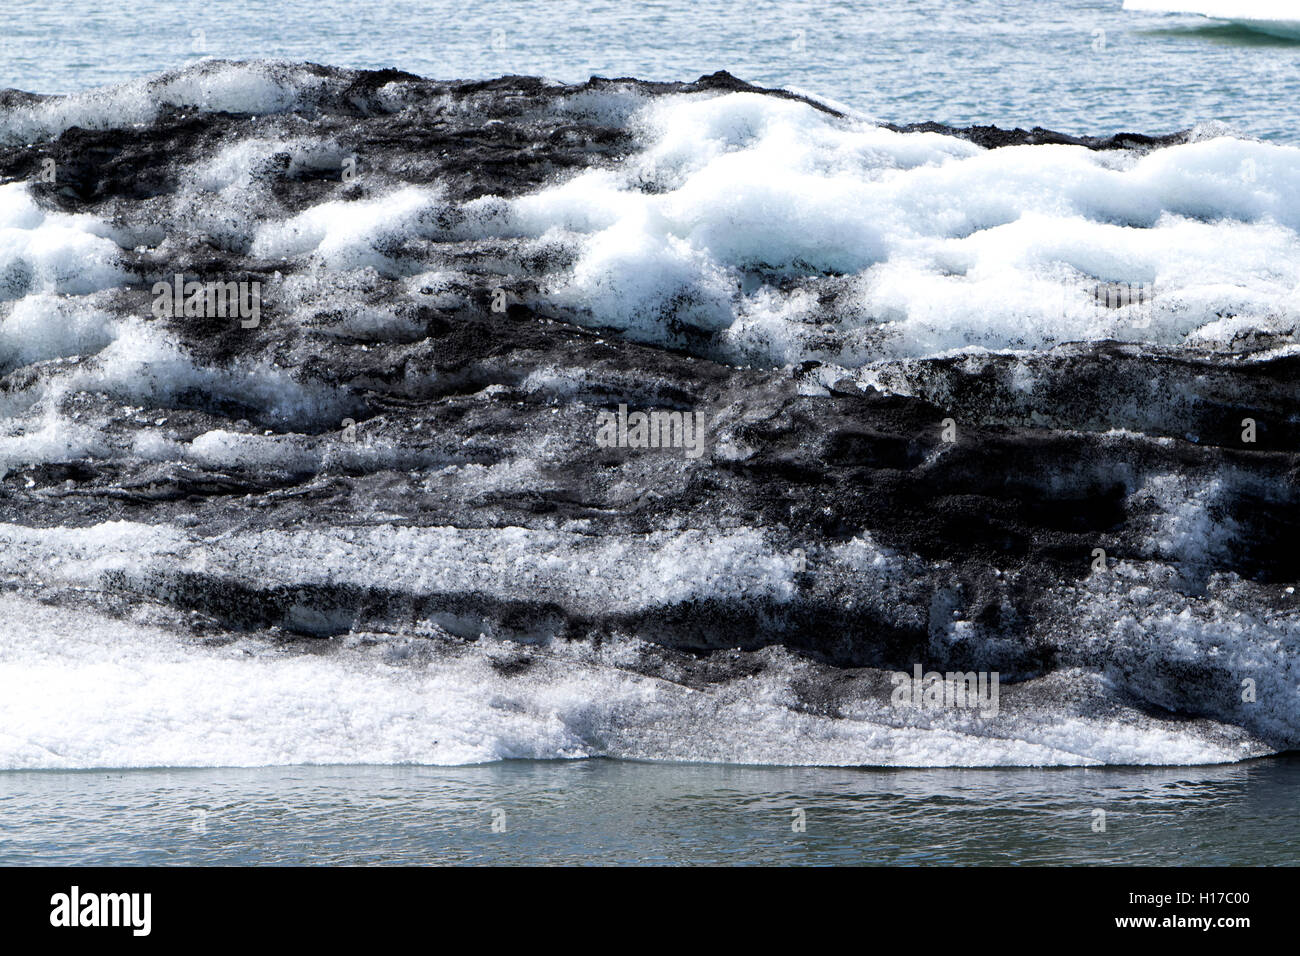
[
  {"left": 0, "top": 593, "right": 1269, "bottom": 769},
  {"left": 0, "top": 520, "right": 1288, "bottom": 768},
  {"left": 0, "top": 62, "right": 1295, "bottom": 769},
  {"left": 140, "top": 82, "right": 1300, "bottom": 365}
]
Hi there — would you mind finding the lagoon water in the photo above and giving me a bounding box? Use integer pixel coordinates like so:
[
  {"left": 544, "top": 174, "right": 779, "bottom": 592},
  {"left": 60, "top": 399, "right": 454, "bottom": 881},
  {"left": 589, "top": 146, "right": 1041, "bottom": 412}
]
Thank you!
[
  {"left": 2, "top": 0, "right": 1299, "bottom": 142},
  {"left": 1, "top": 757, "right": 1297, "bottom": 865}
]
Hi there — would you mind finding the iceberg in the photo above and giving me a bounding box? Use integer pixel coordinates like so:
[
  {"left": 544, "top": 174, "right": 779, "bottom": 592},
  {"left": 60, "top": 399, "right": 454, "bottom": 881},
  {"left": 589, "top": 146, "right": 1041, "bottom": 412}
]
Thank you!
[
  {"left": 1124, "top": 0, "right": 1300, "bottom": 40},
  {"left": 0, "top": 62, "right": 1297, "bottom": 769}
]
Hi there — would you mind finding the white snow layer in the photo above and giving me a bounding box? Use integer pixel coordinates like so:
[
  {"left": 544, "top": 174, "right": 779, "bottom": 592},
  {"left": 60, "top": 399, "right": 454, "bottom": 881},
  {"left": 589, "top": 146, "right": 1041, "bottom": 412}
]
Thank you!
[{"left": 0, "top": 522, "right": 1288, "bottom": 769}]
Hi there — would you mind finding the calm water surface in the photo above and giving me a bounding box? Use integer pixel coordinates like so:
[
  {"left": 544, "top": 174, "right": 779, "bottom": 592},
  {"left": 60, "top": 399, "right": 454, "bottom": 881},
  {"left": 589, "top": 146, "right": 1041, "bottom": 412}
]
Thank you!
[
  {"left": 1, "top": 0, "right": 1298, "bottom": 140},
  {"left": 1, "top": 757, "right": 1295, "bottom": 865}
]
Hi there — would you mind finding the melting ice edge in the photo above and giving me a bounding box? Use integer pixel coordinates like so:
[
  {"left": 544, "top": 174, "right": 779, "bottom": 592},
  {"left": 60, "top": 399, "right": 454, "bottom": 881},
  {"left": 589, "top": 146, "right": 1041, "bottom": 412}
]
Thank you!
[{"left": 0, "top": 60, "right": 1297, "bottom": 768}]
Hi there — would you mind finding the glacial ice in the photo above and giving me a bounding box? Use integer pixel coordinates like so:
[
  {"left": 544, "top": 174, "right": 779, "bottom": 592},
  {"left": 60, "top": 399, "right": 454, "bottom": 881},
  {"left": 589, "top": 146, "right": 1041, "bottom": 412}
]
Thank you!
[
  {"left": 0, "top": 62, "right": 1296, "bottom": 769},
  {"left": 1124, "top": 1, "right": 1300, "bottom": 40}
]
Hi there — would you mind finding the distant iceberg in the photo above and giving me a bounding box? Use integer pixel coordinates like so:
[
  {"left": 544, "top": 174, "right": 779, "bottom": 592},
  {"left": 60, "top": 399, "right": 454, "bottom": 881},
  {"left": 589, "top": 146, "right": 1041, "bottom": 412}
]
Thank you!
[{"left": 1124, "top": 0, "right": 1300, "bottom": 39}]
